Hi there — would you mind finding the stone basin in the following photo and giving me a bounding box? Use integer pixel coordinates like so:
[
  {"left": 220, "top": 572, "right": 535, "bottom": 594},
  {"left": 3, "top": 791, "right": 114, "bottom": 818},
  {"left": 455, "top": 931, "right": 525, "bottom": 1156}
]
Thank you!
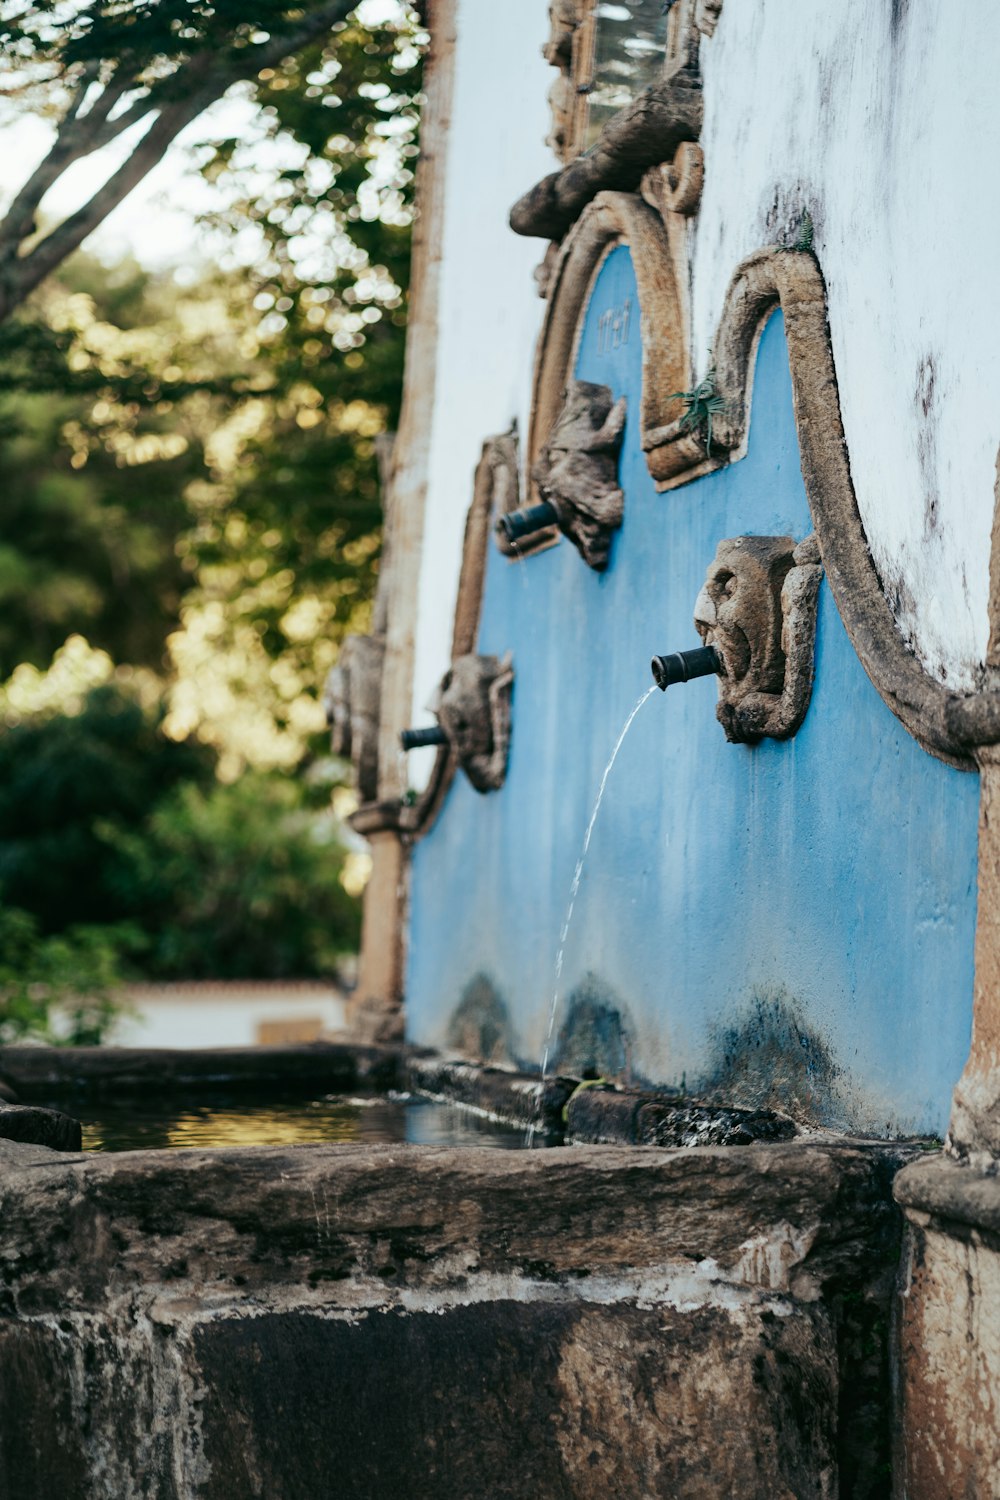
[{"left": 0, "top": 1086, "right": 914, "bottom": 1500}]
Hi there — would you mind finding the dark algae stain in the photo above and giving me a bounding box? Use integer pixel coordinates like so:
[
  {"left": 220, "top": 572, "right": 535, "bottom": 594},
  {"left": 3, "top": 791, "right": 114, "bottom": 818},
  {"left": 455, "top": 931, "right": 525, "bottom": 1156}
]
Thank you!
[{"left": 701, "top": 988, "right": 849, "bottom": 1129}]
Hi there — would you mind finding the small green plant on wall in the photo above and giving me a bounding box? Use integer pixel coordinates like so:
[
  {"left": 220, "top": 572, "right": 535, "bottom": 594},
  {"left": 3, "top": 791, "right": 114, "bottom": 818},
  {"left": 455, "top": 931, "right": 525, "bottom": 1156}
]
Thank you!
[
  {"left": 792, "top": 210, "right": 814, "bottom": 253},
  {"left": 671, "top": 369, "right": 727, "bottom": 457}
]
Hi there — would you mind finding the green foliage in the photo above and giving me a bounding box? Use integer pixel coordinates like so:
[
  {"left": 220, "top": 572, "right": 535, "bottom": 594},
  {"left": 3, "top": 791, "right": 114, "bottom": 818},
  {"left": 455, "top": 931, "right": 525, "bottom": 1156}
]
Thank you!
[
  {"left": 0, "top": 904, "right": 138, "bottom": 1044},
  {"left": 107, "top": 773, "right": 361, "bottom": 978},
  {"left": 0, "top": 0, "right": 346, "bottom": 85},
  {"left": 0, "top": 685, "right": 360, "bottom": 979},
  {"left": 0, "top": 5, "right": 425, "bottom": 758},
  {"left": 0, "top": 683, "right": 214, "bottom": 932},
  {"left": 670, "top": 369, "right": 727, "bottom": 457},
  {"left": 187, "top": 10, "right": 425, "bottom": 708},
  {"left": 0, "top": 6, "right": 421, "bottom": 987}
]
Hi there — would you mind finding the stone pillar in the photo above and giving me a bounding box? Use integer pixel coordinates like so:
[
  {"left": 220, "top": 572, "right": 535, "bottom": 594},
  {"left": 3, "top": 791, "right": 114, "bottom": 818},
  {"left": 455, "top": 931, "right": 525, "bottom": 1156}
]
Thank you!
[
  {"left": 346, "top": 825, "right": 407, "bottom": 1043},
  {"left": 346, "top": 0, "right": 458, "bottom": 1041},
  {"left": 893, "top": 478, "right": 1000, "bottom": 1498},
  {"left": 949, "top": 745, "right": 1000, "bottom": 1159}
]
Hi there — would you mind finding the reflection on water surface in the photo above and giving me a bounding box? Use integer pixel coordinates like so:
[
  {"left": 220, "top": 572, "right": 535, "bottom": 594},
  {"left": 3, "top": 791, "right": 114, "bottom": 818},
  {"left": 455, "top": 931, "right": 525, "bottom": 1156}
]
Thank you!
[{"left": 69, "top": 1091, "right": 552, "bottom": 1153}]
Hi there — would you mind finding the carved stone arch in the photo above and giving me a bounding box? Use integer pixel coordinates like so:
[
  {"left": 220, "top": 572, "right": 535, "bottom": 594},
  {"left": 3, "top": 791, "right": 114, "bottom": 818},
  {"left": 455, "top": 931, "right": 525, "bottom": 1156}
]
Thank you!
[
  {"left": 399, "top": 428, "right": 520, "bottom": 839},
  {"left": 528, "top": 189, "right": 691, "bottom": 507},
  {"left": 657, "top": 245, "right": 1000, "bottom": 770}
]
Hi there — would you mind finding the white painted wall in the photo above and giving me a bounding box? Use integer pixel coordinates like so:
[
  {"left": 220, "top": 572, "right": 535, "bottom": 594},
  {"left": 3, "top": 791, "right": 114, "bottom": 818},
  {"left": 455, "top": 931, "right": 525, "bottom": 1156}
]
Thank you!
[
  {"left": 407, "top": 0, "right": 554, "bottom": 786},
  {"left": 692, "top": 0, "right": 1000, "bottom": 690}
]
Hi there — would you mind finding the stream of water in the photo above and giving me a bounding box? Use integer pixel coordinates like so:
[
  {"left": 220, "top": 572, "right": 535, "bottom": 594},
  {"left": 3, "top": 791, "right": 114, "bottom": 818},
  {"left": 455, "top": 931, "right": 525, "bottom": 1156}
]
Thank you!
[{"left": 539, "top": 684, "right": 657, "bottom": 1084}]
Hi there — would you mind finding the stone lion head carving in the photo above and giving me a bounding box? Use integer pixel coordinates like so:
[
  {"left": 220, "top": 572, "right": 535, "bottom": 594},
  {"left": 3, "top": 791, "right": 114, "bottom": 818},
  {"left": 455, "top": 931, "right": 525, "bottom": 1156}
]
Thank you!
[
  {"left": 694, "top": 534, "right": 822, "bottom": 744},
  {"left": 532, "top": 379, "right": 626, "bottom": 571},
  {"left": 429, "top": 651, "right": 514, "bottom": 793}
]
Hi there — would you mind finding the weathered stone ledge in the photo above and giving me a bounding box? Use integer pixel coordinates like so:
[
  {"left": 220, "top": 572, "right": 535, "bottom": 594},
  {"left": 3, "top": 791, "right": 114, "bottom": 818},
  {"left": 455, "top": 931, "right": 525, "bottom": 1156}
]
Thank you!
[
  {"left": 564, "top": 1084, "right": 797, "bottom": 1147},
  {"left": 0, "top": 1041, "right": 403, "bottom": 1101},
  {"left": 0, "top": 1135, "right": 914, "bottom": 1311},
  {"left": 404, "top": 1055, "right": 574, "bottom": 1134},
  {"left": 0, "top": 1135, "right": 916, "bottom": 1499},
  {"left": 0, "top": 1102, "right": 81, "bottom": 1152}
]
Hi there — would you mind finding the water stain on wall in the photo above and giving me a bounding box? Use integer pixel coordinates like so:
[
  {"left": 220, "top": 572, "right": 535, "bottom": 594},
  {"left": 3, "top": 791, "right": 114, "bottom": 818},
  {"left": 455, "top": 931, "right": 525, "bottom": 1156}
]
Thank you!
[
  {"left": 552, "top": 977, "right": 636, "bottom": 1083},
  {"left": 700, "top": 988, "right": 849, "bottom": 1129},
  {"left": 446, "top": 974, "right": 514, "bottom": 1065}
]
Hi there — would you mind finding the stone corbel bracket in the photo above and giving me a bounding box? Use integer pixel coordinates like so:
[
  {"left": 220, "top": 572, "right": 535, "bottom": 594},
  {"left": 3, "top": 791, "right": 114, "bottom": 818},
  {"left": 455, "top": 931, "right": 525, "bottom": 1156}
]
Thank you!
[
  {"left": 323, "top": 633, "right": 385, "bottom": 804},
  {"left": 533, "top": 380, "right": 626, "bottom": 570},
  {"left": 695, "top": 534, "right": 822, "bottom": 744}
]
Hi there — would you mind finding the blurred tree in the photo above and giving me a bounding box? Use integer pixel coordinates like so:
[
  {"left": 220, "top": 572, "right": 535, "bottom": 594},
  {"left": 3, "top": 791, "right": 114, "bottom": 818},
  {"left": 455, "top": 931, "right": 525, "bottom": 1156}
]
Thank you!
[
  {"left": 0, "top": 4, "right": 423, "bottom": 985},
  {"left": 0, "top": 269, "right": 203, "bottom": 675},
  {"left": 107, "top": 772, "right": 361, "bottom": 978},
  {"left": 0, "top": 0, "right": 366, "bottom": 321},
  {"left": 0, "top": 682, "right": 360, "bottom": 977},
  {"left": 0, "top": 681, "right": 214, "bottom": 931},
  {"left": 0, "top": 5, "right": 424, "bottom": 768},
  {"left": 0, "top": 902, "right": 139, "bottom": 1044}
]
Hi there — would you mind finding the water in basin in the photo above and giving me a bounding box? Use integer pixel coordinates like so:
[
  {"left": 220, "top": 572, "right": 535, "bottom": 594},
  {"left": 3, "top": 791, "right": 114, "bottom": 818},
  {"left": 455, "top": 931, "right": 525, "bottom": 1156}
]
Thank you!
[{"left": 68, "top": 1089, "right": 555, "bottom": 1153}]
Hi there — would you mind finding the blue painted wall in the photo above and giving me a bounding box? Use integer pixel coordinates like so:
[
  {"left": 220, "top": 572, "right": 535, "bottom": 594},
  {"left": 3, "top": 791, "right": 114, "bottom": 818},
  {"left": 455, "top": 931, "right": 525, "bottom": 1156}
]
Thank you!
[{"left": 406, "top": 247, "right": 980, "bottom": 1136}]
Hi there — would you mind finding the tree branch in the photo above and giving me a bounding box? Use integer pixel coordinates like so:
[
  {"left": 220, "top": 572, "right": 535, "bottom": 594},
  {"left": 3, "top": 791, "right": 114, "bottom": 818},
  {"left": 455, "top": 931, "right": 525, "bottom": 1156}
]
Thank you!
[
  {"left": 241, "top": 0, "right": 358, "bottom": 75},
  {"left": 0, "top": 62, "right": 103, "bottom": 258},
  {"left": 1, "top": 88, "right": 212, "bottom": 314},
  {"left": 0, "top": 0, "right": 360, "bottom": 320}
]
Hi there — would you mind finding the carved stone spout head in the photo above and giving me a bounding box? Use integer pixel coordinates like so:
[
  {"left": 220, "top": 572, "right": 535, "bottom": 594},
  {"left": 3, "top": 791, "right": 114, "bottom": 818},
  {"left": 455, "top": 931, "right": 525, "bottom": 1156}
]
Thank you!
[
  {"left": 695, "top": 536, "right": 794, "bottom": 695},
  {"left": 428, "top": 651, "right": 514, "bottom": 793},
  {"left": 694, "top": 534, "right": 823, "bottom": 743},
  {"left": 532, "top": 379, "right": 626, "bottom": 571}
]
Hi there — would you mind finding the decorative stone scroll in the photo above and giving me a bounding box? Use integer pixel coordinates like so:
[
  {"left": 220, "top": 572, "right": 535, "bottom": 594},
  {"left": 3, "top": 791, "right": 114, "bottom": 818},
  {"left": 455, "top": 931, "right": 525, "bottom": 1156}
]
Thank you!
[
  {"left": 533, "top": 380, "right": 626, "bottom": 570},
  {"left": 513, "top": 0, "right": 709, "bottom": 242},
  {"left": 694, "top": 534, "right": 822, "bottom": 744},
  {"left": 640, "top": 142, "right": 705, "bottom": 219},
  {"left": 323, "top": 633, "right": 384, "bottom": 804},
  {"left": 668, "top": 244, "right": 1000, "bottom": 770},
  {"left": 510, "top": 69, "right": 703, "bottom": 242}
]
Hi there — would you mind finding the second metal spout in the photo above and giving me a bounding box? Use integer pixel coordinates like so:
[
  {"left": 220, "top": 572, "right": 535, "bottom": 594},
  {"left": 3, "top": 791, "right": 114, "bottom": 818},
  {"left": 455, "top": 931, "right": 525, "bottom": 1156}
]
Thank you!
[
  {"left": 650, "top": 645, "right": 723, "bottom": 691},
  {"left": 496, "top": 501, "right": 558, "bottom": 545},
  {"left": 400, "top": 725, "right": 449, "bottom": 751}
]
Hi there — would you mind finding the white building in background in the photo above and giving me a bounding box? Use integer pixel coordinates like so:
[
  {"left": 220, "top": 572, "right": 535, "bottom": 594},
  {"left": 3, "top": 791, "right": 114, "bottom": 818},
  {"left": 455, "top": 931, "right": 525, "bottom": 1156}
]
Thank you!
[{"left": 109, "top": 981, "right": 347, "bottom": 1049}]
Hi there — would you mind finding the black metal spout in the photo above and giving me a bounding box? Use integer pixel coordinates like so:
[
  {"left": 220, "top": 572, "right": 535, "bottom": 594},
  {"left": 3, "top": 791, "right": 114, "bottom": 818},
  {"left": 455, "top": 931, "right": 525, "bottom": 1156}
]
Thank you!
[
  {"left": 496, "top": 501, "right": 558, "bottom": 545},
  {"left": 400, "top": 725, "right": 449, "bottom": 751},
  {"left": 651, "top": 645, "right": 723, "bottom": 691}
]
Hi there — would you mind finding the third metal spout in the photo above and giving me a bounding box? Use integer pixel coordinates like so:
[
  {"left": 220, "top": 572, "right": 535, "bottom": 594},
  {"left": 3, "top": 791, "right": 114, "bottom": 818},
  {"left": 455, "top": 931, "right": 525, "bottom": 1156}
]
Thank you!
[{"left": 650, "top": 645, "right": 723, "bottom": 691}]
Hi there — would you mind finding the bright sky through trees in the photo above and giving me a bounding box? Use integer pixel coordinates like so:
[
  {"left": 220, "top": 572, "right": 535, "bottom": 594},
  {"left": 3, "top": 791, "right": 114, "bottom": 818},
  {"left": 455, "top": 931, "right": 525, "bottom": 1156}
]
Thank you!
[{"left": 0, "top": 0, "right": 408, "bottom": 271}]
